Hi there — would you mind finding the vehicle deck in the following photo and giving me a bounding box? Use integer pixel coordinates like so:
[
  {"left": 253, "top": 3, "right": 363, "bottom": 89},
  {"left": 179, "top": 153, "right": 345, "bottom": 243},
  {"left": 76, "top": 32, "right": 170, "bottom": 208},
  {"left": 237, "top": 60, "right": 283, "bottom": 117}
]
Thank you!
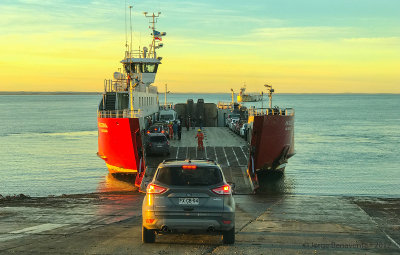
[{"left": 145, "top": 127, "right": 254, "bottom": 194}]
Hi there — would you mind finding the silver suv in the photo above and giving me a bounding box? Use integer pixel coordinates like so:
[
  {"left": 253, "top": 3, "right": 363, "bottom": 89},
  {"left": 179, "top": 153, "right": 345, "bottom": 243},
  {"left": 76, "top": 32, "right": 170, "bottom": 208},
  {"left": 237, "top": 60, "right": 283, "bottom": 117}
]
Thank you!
[{"left": 142, "top": 159, "right": 235, "bottom": 244}]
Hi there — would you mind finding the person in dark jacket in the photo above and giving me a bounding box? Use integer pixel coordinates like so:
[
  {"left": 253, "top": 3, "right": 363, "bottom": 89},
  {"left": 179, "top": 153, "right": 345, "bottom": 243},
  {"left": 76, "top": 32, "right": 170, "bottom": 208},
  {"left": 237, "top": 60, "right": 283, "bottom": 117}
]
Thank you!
[
  {"left": 172, "top": 121, "right": 178, "bottom": 140},
  {"left": 177, "top": 122, "right": 182, "bottom": 140}
]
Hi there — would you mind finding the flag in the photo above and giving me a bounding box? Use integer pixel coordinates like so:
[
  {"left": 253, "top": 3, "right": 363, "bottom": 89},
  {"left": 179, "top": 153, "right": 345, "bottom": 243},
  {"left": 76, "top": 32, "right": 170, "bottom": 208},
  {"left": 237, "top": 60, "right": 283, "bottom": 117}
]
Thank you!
[
  {"left": 153, "top": 30, "right": 161, "bottom": 36},
  {"left": 155, "top": 36, "right": 162, "bottom": 41}
]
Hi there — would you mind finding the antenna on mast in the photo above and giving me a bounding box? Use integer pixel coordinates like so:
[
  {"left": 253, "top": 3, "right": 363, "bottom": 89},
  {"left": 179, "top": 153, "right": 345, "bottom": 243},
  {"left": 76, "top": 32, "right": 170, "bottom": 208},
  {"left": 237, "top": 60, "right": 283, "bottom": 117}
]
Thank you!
[
  {"left": 129, "top": 5, "right": 133, "bottom": 58},
  {"left": 144, "top": 12, "right": 165, "bottom": 58},
  {"left": 264, "top": 84, "right": 274, "bottom": 109},
  {"left": 124, "top": 0, "right": 128, "bottom": 54}
]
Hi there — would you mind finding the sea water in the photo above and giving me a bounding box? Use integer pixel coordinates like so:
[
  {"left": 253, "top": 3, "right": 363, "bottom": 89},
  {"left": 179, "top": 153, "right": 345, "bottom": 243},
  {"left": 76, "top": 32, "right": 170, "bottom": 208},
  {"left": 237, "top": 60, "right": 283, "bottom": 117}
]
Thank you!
[{"left": 0, "top": 94, "right": 399, "bottom": 197}]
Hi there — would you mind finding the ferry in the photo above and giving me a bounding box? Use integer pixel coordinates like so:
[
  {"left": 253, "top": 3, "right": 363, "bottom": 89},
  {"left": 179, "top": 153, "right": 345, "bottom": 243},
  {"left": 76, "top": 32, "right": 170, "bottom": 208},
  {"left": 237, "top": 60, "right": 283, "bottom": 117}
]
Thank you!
[
  {"left": 97, "top": 11, "right": 295, "bottom": 192},
  {"left": 236, "top": 85, "right": 263, "bottom": 102},
  {"left": 97, "top": 11, "right": 162, "bottom": 187}
]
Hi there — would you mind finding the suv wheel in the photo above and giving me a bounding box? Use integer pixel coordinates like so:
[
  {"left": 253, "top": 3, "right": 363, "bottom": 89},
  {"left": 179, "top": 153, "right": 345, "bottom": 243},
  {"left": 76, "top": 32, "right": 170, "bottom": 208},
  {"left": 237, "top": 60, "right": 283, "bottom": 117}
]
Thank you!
[
  {"left": 222, "top": 227, "right": 235, "bottom": 244},
  {"left": 142, "top": 225, "right": 155, "bottom": 243}
]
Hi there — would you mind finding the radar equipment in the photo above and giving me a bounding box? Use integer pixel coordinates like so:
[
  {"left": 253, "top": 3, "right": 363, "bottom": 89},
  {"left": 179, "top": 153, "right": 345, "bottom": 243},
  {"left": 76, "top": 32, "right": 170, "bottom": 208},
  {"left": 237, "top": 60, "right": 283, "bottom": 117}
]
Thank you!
[{"left": 264, "top": 84, "right": 274, "bottom": 109}]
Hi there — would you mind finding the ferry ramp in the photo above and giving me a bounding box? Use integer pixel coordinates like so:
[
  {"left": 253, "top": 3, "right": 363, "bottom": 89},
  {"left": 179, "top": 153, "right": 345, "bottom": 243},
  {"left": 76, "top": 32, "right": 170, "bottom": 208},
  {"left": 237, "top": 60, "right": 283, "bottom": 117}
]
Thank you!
[{"left": 145, "top": 127, "right": 254, "bottom": 194}]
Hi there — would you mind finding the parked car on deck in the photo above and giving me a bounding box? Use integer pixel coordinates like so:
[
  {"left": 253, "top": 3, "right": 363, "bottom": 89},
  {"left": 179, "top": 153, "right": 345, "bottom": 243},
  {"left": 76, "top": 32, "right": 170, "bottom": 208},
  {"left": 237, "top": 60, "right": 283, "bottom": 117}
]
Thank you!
[
  {"left": 142, "top": 159, "right": 235, "bottom": 244},
  {"left": 229, "top": 118, "right": 240, "bottom": 131},
  {"left": 147, "top": 123, "right": 169, "bottom": 139},
  {"left": 225, "top": 114, "right": 240, "bottom": 127},
  {"left": 233, "top": 121, "right": 242, "bottom": 134},
  {"left": 145, "top": 133, "right": 170, "bottom": 156}
]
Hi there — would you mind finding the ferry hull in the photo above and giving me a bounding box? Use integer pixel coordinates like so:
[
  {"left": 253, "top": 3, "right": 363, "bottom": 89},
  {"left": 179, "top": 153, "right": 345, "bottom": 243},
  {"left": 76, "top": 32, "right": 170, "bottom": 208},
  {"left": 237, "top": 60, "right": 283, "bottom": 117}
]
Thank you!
[
  {"left": 97, "top": 117, "right": 145, "bottom": 175},
  {"left": 249, "top": 114, "right": 295, "bottom": 173}
]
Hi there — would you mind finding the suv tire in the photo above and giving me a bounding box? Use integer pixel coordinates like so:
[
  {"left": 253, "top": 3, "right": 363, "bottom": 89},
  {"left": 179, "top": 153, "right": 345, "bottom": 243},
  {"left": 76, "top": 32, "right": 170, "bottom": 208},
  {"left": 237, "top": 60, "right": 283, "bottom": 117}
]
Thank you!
[
  {"left": 142, "top": 225, "right": 155, "bottom": 243},
  {"left": 222, "top": 227, "right": 235, "bottom": 244}
]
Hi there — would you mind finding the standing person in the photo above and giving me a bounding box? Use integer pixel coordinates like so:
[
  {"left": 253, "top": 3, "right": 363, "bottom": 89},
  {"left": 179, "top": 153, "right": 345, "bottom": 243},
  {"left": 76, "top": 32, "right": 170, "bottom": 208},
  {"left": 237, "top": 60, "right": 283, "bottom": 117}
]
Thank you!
[
  {"left": 195, "top": 129, "right": 204, "bottom": 151},
  {"left": 177, "top": 122, "right": 182, "bottom": 140},
  {"left": 173, "top": 121, "right": 178, "bottom": 140},
  {"left": 168, "top": 122, "right": 173, "bottom": 140}
]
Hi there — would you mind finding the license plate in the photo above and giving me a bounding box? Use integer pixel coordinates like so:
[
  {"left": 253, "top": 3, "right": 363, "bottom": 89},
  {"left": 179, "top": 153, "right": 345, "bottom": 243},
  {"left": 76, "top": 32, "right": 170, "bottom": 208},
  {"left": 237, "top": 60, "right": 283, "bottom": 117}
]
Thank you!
[{"left": 179, "top": 198, "right": 199, "bottom": 205}]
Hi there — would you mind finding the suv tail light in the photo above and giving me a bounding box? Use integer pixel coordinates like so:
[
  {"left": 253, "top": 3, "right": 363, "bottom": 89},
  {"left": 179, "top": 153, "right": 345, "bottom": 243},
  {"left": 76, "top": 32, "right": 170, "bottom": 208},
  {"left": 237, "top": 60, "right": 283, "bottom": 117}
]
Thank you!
[
  {"left": 211, "top": 184, "right": 232, "bottom": 195},
  {"left": 182, "top": 165, "right": 197, "bottom": 169},
  {"left": 147, "top": 184, "right": 167, "bottom": 194}
]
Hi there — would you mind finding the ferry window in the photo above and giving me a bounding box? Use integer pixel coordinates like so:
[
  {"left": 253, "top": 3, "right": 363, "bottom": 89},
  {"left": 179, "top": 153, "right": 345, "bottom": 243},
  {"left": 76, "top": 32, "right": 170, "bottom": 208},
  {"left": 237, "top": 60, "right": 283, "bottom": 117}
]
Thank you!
[
  {"left": 156, "top": 167, "right": 222, "bottom": 186},
  {"left": 142, "top": 64, "right": 157, "bottom": 73},
  {"left": 124, "top": 63, "right": 137, "bottom": 73},
  {"left": 134, "top": 63, "right": 142, "bottom": 73},
  {"left": 124, "top": 64, "right": 133, "bottom": 74}
]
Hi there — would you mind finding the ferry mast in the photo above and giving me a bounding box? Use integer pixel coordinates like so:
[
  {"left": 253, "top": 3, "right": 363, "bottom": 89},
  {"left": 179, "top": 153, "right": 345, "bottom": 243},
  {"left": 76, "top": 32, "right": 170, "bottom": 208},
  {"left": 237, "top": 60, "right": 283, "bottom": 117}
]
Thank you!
[{"left": 144, "top": 11, "right": 165, "bottom": 58}]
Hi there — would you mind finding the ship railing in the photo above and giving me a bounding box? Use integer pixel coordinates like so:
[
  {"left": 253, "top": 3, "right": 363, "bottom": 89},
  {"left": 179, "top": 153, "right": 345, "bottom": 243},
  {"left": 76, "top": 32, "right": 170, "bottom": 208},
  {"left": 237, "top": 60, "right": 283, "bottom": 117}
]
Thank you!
[
  {"left": 103, "top": 80, "right": 158, "bottom": 94},
  {"left": 159, "top": 103, "right": 174, "bottom": 110},
  {"left": 125, "top": 50, "right": 156, "bottom": 59},
  {"left": 248, "top": 107, "right": 295, "bottom": 116},
  {"left": 217, "top": 101, "right": 233, "bottom": 109},
  {"left": 97, "top": 109, "right": 143, "bottom": 118},
  {"left": 104, "top": 79, "right": 127, "bottom": 92}
]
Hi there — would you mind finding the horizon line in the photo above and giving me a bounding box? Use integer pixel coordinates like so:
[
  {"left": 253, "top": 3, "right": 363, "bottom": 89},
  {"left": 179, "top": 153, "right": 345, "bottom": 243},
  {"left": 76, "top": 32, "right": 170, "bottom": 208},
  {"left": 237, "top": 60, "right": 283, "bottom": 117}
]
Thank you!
[{"left": 0, "top": 91, "right": 399, "bottom": 95}]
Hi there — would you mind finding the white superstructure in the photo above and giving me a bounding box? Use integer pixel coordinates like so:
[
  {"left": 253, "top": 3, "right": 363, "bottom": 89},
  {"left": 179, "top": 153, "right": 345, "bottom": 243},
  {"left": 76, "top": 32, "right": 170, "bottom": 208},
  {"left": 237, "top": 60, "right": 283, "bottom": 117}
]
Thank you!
[{"left": 98, "top": 11, "right": 166, "bottom": 129}]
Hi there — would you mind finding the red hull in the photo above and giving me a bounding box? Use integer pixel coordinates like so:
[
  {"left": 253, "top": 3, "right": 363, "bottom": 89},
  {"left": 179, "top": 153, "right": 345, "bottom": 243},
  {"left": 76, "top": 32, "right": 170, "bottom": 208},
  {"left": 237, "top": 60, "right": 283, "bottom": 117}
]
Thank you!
[
  {"left": 97, "top": 117, "right": 145, "bottom": 176},
  {"left": 250, "top": 114, "right": 295, "bottom": 172}
]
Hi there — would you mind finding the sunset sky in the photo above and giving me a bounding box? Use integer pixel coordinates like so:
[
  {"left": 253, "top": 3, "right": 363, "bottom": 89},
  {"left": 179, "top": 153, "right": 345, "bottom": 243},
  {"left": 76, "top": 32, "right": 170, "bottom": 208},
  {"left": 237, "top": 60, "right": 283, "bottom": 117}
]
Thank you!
[{"left": 0, "top": 0, "right": 399, "bottom": 93}]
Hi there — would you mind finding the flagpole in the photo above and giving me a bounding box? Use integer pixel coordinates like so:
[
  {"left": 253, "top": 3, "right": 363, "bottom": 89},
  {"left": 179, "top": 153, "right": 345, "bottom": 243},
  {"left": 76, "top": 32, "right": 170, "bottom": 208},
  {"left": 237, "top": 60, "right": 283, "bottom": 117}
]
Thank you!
[{"left": 144, "top": 12, "right": 161, "bottom": 57}]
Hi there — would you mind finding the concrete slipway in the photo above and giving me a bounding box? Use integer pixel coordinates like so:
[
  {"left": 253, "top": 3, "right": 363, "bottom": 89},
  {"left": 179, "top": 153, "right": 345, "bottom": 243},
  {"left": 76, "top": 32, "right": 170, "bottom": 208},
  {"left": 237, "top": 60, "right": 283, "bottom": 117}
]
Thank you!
[{"left": 0, "top": 128, "right": 399, "bottom": 254}]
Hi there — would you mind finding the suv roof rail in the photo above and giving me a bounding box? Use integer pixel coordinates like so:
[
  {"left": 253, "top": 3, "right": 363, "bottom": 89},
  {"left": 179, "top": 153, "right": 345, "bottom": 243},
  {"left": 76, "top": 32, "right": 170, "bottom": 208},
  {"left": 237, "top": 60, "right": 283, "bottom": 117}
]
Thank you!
[
  {"left": 162, "top": 158, "right": 188, "bottom": 163},
  {"left": 161, "top": 158, "right": 217, "bottom": 165},
  {"left": 197, "top": 158, "right": 217, "bottom": 165}
]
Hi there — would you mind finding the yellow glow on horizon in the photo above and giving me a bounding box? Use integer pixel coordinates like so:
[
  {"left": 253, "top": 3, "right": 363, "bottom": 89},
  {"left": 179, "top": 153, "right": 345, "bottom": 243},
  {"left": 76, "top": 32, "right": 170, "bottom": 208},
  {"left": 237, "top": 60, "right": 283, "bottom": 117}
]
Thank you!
[{"left": 0, "top": 23, "right": 399, "bottom": 93}]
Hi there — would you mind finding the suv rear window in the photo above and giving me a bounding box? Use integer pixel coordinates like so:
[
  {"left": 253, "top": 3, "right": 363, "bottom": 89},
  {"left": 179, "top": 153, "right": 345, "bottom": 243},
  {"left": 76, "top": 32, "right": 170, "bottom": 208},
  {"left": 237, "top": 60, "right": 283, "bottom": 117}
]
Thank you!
[
  {"left": 156, "top": 167, "right": 223, "bottom": 186},
  {"left": 150, "top": 136, "right": 167, "bottom": 142}
]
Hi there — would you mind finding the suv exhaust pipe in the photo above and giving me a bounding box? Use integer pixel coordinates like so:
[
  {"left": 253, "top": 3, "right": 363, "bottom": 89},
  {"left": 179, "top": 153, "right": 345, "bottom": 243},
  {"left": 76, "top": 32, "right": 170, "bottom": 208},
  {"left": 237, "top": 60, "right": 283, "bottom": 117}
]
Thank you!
[
  {"left": 161, "top": 225, "right": 171, "bottom": 233},
  {"left": 206, "top": 226, "right": 215, "bottom": 232}
]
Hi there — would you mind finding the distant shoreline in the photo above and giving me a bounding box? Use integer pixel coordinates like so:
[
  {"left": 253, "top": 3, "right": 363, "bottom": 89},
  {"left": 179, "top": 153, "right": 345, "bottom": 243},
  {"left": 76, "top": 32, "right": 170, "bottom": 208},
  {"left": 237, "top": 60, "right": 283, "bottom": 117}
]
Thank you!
[{"left": 0, "top": 91, "right": 398, "bottom": 95}]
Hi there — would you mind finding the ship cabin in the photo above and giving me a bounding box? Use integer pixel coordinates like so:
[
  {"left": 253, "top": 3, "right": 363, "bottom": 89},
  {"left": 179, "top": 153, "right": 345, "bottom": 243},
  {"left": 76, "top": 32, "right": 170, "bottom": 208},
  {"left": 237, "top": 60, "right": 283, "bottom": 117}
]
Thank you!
[
  {"left": 97, "top": 54, "right": 161, "bottom": 128},
  {"left": 121, "top": 57, "right": 161, "bottom": 86}
]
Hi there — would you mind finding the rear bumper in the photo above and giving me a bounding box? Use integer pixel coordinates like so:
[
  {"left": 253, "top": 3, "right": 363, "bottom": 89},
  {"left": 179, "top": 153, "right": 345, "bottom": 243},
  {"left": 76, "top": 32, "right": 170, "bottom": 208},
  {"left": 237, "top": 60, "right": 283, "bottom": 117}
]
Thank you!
[{"left": 143, "top": 212, "right": 235, "bottom": 232}]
